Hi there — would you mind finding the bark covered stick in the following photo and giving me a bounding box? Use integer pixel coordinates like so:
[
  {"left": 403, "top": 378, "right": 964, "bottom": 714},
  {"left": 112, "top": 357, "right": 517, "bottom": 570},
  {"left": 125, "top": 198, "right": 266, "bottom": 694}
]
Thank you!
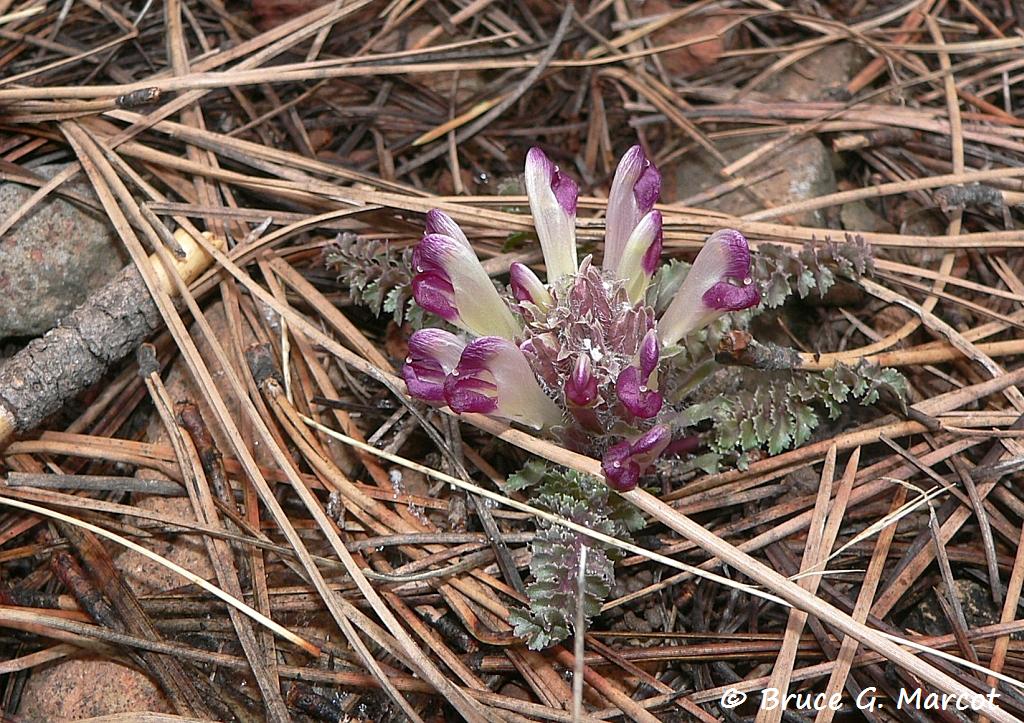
[{"left": 0, "top": 228, "right": 223, "bottom": 447}]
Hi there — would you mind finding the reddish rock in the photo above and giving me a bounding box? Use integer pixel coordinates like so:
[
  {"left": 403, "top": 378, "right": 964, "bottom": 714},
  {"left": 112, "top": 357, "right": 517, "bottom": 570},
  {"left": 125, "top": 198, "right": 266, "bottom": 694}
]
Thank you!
[
  {"left": 250, "top": 0, "right": 328, "bottom": 31},
  {"left": 18, "top": 657, "right": 171, "bottom": 720},
  {"left": 644, "top": 2, "right": 739, "bottom": 77}
]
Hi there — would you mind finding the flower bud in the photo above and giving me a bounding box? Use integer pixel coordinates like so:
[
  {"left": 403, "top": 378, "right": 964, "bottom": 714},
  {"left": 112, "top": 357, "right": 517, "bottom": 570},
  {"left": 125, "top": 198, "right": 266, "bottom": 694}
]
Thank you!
[
  {"left": 524, "top": 147, "right": 579, "bottom": 282},
  {"left": 444, "top": 337, "right": 562, "bottom": 429},
  {"left": 601, "top": 425, "right": 671, "bottom": 491},
  {"left": 509, "top": 262, "right": 553, "bottom": 310},
  {"left": 564, "top": 354, "right": 599, "bottom": 407},
  {"left": 639, "top": 329, "right": 659, "bottom": 379},
  {"left": 616, "top": 211, "right": 663, "bottom": 302},
  {"left": 604, "top": 145, "right": 661, "bottom": 271},
  {"left": 657, "top": 229, "right": 761, "bottom": 347},
  {"left": 664, "top": 435, "right": 701, "bottom": 457},
  {"left": 615, "top": 367, "right": 663, "bottom": 419},
  {"left": 615, "top": 330, "right": 662, "bottom": 419}
]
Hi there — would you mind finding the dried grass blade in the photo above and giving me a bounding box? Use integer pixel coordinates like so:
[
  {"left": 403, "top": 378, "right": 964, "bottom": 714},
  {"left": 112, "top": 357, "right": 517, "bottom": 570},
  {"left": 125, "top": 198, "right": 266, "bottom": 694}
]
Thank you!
[
  {"left": 757, "top": 446, "right": 837, "bottom": 723},
  {"left": 0, "top": 495, "right": 318, "bottom": 654}
]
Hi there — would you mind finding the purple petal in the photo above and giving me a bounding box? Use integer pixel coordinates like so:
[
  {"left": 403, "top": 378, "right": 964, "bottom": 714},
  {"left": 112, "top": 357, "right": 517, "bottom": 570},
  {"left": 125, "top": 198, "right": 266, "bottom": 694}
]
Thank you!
[
  {"left": 444, "top": 337, "right": 561, "bottom": 429},
  {"left": 411, "top": 232, "right": 452, "bottom": 271},
  {"left": 528, "top": 147, "right": 577, "bottom": 213},
  {"left": 641, "top": 213, "right": 664, "bottom": 276},
  {"left": 403, "top": 330, "right": 466, "bottom": 403},
  {"left": 711, "top": 229, "right": 752, "bottom": 280},
  {"left": 403, "top": 363, "right": 447, "bottom": 403},
  {"left": 604, "top": 145, "right": 661, "bottom": 271},
  {"left": 444, "top": 376, "right": 499, "bottom": 414},
  {"left": 639, "top": 329, "right": 659, "bottom": 378},
  {"left": 615, "top": 366, "right": 663, "bottom": 419},
  {"left": 631, "top": 425, "right": 671, "bottom": 457},
  {"left": 702, "top": 280, "right": 761, "bottom": 312},
  {"left": 551, "top": 167, "right": 579, "bottom": 217},
  {"left": 633, "top": 163, "right": 662, "bottom": 215},
  {"left": 564, "top": 354, "right": 598, "bottom": 407},
  {"left": 526, "top": 147, "right": 554, "bottom": 178},
  {"left": 509, "top": 262, "right": 552, "bottom": 309},
  {"left": 411, "top": 271, "right": 458, "bottom": 322},
  {"left": 425, "top": 209, "right": 470, "bottom": 248},
  {"left": 664, "top": 435, "right": 701, "bottom": 457},
  {"left": 602, "top": 441, "right": 640, "bottom": 492},
  {"left": 407, "top": 329, "right": 466, "bottom": 372},
  {"left": 443, "top": 336, "right": 502, "bottom": 413},
  {"left": 526, "top": 147, "right": 579, "bottom": 215}
]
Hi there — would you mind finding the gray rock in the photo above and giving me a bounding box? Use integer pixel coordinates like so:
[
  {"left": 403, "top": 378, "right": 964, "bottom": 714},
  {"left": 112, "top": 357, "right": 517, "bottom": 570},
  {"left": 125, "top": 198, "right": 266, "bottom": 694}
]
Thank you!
[
  {"left": 669, "top": 44, "right": 868, "bottom": 226},
  {"left": 891, "top": 201, "right": 949, "bottom": 267},
  {"left": 902, "top": 579, "right": 999, "bottom": 637},
  {"left": 841, "top": 200, "right": 895, "bottom": 234},
  {"left": 759, "top": 42, "right": 868, "bottom": 102},
  {"left": 663, "top": 42, "right": 872, "bottom": 224},
  {"left": 0, "top": 164, "right": 126, "bottom": 339},
  {"left": 671, "top": 135, "right": 837, "bottom": 227}
]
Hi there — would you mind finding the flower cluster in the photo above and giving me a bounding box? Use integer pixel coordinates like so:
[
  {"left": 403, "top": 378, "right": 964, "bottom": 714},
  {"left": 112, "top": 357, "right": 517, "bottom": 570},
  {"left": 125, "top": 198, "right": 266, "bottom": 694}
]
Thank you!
[{"left": 403, "top": 146, "right": 760, "bottom": 491}]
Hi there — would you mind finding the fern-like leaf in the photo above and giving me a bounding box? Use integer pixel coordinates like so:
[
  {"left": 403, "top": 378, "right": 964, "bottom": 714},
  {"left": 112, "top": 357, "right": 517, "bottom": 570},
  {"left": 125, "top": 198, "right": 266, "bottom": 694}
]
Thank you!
[
  {"left": 323, "top": 233, "right": 421, "bottom": 326},
  {"left": 696, "top": 361, "right": 906, "bottom": 461},
  {"left": 753, "top": 235, "right": 874, "bottom": 309},
  {"left": 508, "top": 465, "right": 643, "bottom": 650}
]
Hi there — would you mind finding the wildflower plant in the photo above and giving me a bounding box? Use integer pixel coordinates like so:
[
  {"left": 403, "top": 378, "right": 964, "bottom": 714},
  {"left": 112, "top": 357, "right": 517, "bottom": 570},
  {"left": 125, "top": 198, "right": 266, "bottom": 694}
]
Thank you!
[
  {"left": 327, "top": 145, "right": 905, "bottom": 648},
  {"left": 403, "top": 145, "right": 765, "bottom": 492}
]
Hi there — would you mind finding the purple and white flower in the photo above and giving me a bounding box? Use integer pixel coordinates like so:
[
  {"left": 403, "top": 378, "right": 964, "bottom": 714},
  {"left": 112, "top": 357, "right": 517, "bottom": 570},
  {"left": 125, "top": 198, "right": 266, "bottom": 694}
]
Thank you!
[
  {"left": 658, "top": 229, "right": 760, "bottom": 347},
  {"left": 601, "top": 425, "right": 671, "bottom": 492},
  {"left": 603, "top": 145, "right": 661, "bottom": 271},
  {"left": 524, "top": 148, "right": 579, "bottom": 282},
  {"left": 403, "top": 145, "right": 760, "bottom": 492},
  {"left": 412, "top": 218, "right": 521, "bottom": 340},
  {"left": 444, "top": 337, "right": 563, "bottom": 430}
]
